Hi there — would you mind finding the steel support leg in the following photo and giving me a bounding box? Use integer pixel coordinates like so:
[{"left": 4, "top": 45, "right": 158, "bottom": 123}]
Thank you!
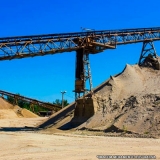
[
  {"left": 72, "top": 49, "right": 95, "bottom": 125},
  {"left": 83, "top": 52, "right": 93, "bottom": 95},
  {"left": 74, "top": 48, "right": 93, "bottom": 100},
  {"left": 138, "top": 41, "right": 157, "bottom": 65}
]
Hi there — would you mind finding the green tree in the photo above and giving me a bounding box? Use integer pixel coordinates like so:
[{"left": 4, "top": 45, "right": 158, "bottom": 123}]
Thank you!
[
  {"left": 6, "top": 95, "right": 50, "bottom": 114},
  {"left": 53, "top": 99, "right": 69, "bottom": 107},
  {"left": 63, "top": 99, "right": 69, "bottom": 106},
  {"left": 7, "top": 95, "right": 14, "bottom": 104}
]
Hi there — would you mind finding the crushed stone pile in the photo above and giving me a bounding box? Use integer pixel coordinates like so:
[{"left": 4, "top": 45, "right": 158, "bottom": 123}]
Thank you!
[
  {"left": 0, "top": 98, "right": 38, "bottom": 119},
  {"left": 78, "top": 64, "right": 160, "bottom": 137}
]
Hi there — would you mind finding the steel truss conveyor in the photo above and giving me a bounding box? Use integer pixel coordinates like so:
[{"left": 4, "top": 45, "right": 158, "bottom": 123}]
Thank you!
[
  {"left": 0, "top": 27, "right": 160, "bottom": 60},
  {"left": 0, "top": 27, "right": 160, "bottom": 99},
  {"left": 0, "top": 90, "right": 61, "bottom": 112}
]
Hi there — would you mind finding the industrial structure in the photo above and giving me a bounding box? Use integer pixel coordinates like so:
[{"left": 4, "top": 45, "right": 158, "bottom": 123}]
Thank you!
[
  {"left": 0, "top": 27, "right": 160, "bottom": 121},
  {"left": 0, "top": 90, "right": 61, "bottom": 113}
]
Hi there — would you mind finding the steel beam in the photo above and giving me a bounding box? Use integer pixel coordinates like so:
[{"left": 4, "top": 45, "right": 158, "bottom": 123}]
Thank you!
[
  {"left": 0, "top": 90, "right": 61, "bottom": 111},
  {"left": 0, "top": 27, "right": 160, "bottom": 60}
]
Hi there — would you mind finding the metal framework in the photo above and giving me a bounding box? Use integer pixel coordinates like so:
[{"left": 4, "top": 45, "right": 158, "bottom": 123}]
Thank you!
[
  {"left": 0, "top": 90, "right": 61, "bottom": 112},
  {"left": 83, "top": 53, "right": 93, "bottom": 94},
  {"left": 0, "top": 27, "right": 160, "bottom": 99},
  {"left": 74, "top": 49, "right": 93, "bottom": 100},
  {"left": 0, "top": 27, "right": 160, "bottom": 60},
  {"left": 139, "top": 41, "right": 157, "bottom": 65}
]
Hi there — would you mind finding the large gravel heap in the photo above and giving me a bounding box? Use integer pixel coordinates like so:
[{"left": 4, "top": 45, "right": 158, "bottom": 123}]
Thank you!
[{"left": 78, "top": 64, "right": 160, "bottom": 137}]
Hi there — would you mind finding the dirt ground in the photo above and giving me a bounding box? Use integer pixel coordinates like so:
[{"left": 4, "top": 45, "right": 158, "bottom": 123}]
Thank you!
[
  {"left": 0, "top": 130, "right": 159, "bottom": 160},
  {"left": 0, "top": 117, "right": 47, "bottom": 128}
]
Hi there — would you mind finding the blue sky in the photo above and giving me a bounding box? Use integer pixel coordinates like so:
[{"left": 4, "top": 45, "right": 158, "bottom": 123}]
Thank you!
[{"left": 0, "top": 0, "right": 160, "bottom": 103}]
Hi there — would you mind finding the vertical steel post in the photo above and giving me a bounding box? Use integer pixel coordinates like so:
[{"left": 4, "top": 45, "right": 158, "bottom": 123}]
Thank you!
[{"left": 74, "top": 48, "right": 93, "bottom": 100}]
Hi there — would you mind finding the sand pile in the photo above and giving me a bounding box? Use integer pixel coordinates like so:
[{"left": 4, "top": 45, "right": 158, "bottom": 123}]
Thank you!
[
  {"left": 21, "top": 108, "right": 38, "bottom": 118},
  {"left": 78, "top": 64, "right": 160, "bottom": 136},
  {"left": 0, "top": 98, "right": 38, "bottom": 119},
  {"left": 0, "top": 98, "right": 13, "bottom": 109},
  {"left": 0, "top": 110, "right": 18, "bottom": 119},
  {"left": 0, "top": 98, "right": 18, "bottom": 119}
]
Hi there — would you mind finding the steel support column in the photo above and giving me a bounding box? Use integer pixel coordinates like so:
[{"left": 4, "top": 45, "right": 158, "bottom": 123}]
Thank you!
[
  {"left": 74, "top": 48, "right": 93, "bottom": 100},
  {"left": 138, "top": 41, "right": 157, "bottom": 65},
  {"left": 83, "top": 52, "right": 93, "bottom": 95}
]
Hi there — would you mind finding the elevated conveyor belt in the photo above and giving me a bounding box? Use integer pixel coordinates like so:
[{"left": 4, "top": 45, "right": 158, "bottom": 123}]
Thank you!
[
  {"left": 0, "top": 27, "right": 160, "bottom": 60},
  {"left": 0, "top": 90, "right": 61, "bottom": 112}
]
